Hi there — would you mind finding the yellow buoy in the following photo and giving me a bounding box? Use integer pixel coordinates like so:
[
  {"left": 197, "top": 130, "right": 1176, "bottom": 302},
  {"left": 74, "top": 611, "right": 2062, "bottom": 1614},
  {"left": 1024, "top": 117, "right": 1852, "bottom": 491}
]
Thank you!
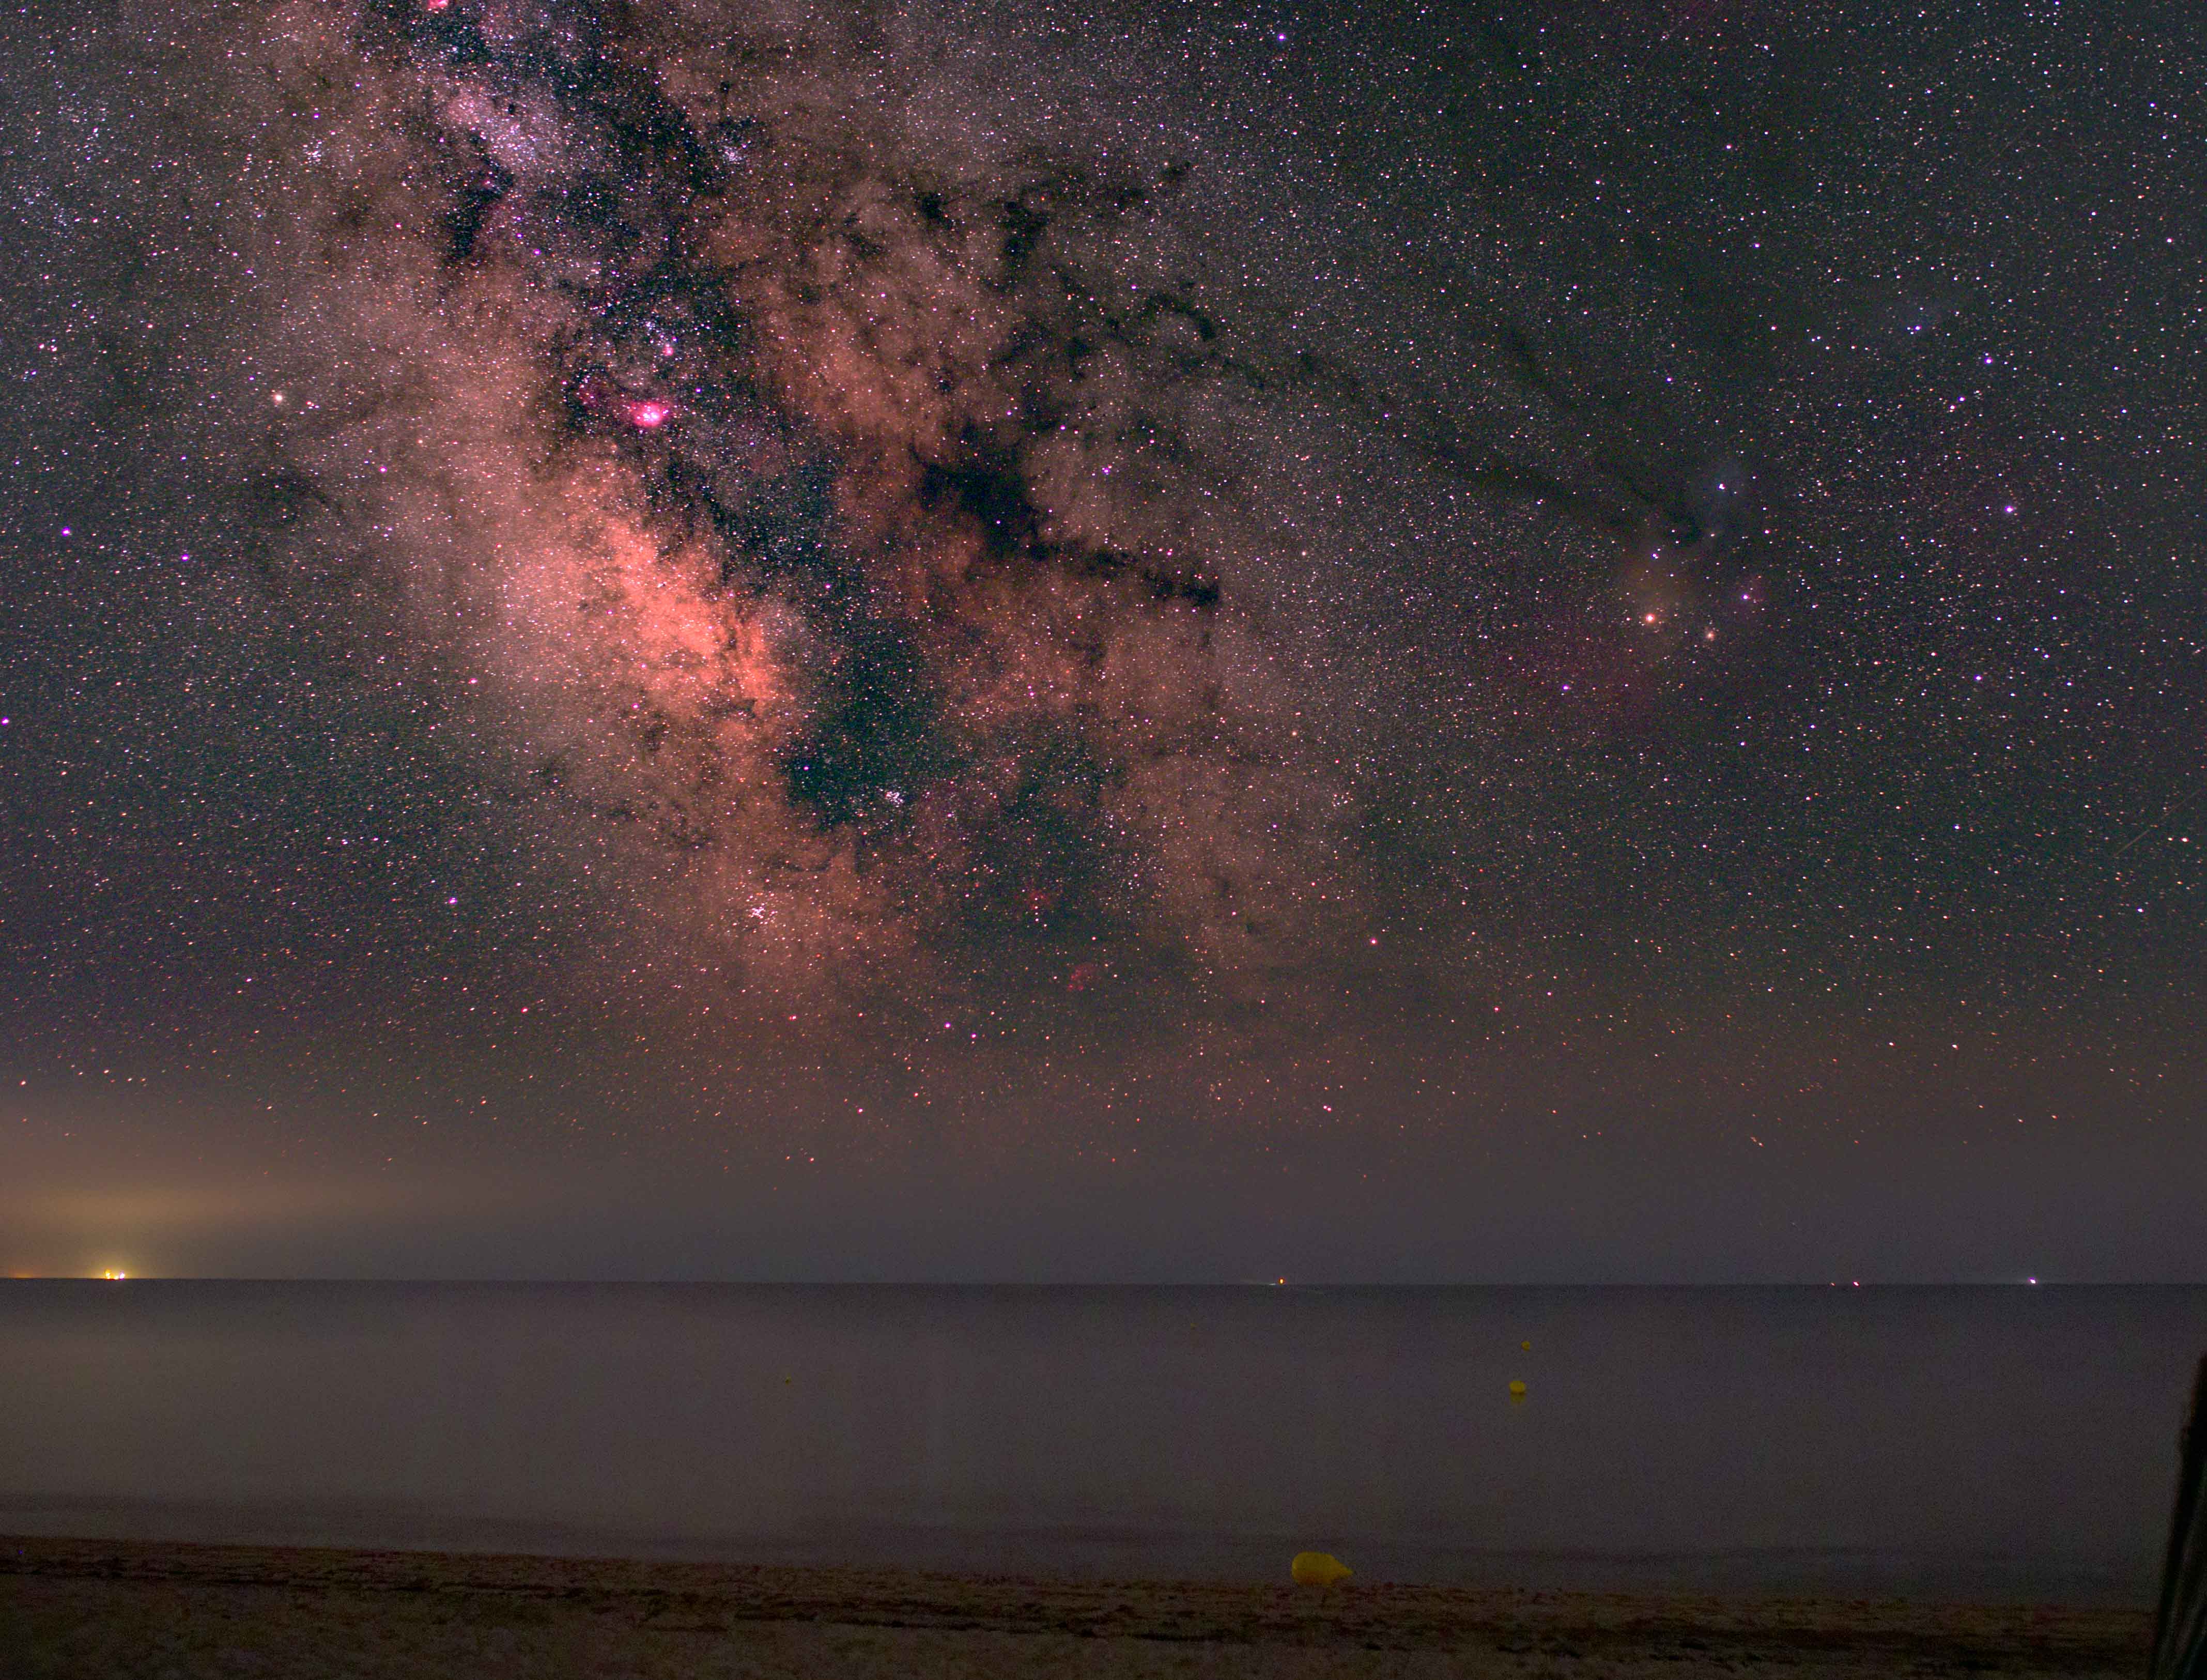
[
  {"left": 1521, "top": 1339, "right": 1532, "bottom": 1351},
  {"left": 1290, "top": 1551, "right": 1353, "bottom": 1586},
  {"left": 1508, "top": 1379, "right": 1528, "bottom": 1398}
]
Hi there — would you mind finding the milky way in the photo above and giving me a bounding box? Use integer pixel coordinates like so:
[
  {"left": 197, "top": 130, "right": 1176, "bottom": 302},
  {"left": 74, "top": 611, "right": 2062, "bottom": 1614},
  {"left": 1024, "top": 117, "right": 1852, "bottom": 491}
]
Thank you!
[
  {"left": 3, "top": 0, "right": 2201, "bottom": 1275},
  {"left": 153, "top": 0, "right": 1784, "bottom": 1016}
]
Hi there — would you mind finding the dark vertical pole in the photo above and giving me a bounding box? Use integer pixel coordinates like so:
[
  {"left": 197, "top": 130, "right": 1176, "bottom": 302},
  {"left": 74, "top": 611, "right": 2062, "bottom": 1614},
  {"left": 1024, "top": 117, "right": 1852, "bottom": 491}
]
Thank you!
[{"left": 2152, "top": 1354, "right": 2207, "bottom": 1679}]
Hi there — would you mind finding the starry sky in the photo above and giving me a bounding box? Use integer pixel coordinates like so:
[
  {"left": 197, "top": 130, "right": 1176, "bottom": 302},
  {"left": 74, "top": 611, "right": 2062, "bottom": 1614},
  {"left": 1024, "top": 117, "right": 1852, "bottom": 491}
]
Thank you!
[{"left": 2, "top": 0, "right": 2201, "bottom": 1281}]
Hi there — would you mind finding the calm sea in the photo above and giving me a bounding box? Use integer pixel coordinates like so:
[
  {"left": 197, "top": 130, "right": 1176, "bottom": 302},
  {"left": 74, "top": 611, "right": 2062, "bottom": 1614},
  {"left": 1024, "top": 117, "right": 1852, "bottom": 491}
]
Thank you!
[{"left": 3, "top": 1283, "right": 2201, "bottom": 1604}]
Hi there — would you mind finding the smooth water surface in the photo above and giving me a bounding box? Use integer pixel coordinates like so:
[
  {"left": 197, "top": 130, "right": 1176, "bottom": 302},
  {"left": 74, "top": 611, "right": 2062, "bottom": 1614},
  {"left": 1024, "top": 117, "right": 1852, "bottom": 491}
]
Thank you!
[{"left": 3, "top": 1283, "right": 2200, "bottom": 1602}]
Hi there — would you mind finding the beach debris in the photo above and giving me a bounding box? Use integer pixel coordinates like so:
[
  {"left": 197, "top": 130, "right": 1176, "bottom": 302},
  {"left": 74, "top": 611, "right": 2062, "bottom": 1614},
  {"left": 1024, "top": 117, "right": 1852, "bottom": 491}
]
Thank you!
[
  {"left": 1290, "top": 1551, "right": 1353, "bottom": 1586},
  {"left": 2151, "top": 1352, "right": 2207, "bottom": 1678}
]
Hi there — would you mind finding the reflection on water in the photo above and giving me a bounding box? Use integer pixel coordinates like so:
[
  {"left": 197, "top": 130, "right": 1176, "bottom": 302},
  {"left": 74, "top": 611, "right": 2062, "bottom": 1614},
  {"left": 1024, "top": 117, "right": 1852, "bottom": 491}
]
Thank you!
[{"left": 3, "top": 1283, "right": 2200, "bottom": 1603}]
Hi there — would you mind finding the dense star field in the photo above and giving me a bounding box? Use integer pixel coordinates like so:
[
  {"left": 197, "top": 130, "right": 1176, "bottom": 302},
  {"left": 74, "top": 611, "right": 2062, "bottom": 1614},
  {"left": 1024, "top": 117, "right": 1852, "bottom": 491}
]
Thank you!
[{"left": 1, "top": 0, "right": 2200, "bottom": 1277}]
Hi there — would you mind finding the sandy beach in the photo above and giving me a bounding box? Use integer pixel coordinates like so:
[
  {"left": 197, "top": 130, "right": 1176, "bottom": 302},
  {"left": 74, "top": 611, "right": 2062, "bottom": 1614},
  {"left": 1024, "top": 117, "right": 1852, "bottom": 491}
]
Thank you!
[{"left": 0, "top": 1535, "right": 2151, "bottom": 1678}]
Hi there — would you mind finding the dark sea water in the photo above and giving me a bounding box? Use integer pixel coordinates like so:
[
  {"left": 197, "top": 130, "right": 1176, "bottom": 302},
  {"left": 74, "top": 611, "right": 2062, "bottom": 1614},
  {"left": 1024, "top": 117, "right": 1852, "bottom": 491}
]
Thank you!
[{"left": 3, "top": 1283, "right": 2201, "bottom": 1604}]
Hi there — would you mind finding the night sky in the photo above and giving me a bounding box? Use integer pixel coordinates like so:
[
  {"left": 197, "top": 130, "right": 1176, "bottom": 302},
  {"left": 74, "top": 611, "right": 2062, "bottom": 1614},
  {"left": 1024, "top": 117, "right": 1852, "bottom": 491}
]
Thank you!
[{"left": 2, "top": 0, "right": 2200, "bottom": 1282}]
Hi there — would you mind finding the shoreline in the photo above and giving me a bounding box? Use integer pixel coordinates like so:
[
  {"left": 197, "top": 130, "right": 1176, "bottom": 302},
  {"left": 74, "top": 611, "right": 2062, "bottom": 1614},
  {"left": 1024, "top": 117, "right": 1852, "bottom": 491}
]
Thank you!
[{"left": 1, "top": 1533, "right": 2154, "bottom": 1676}]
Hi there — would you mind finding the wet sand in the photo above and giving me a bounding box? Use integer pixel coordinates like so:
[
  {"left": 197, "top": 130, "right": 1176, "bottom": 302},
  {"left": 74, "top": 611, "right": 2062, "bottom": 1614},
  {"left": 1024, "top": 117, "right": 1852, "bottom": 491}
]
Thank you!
[{"left": 0, "top": 1534, "right": 2152, "bottom": 1677}]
